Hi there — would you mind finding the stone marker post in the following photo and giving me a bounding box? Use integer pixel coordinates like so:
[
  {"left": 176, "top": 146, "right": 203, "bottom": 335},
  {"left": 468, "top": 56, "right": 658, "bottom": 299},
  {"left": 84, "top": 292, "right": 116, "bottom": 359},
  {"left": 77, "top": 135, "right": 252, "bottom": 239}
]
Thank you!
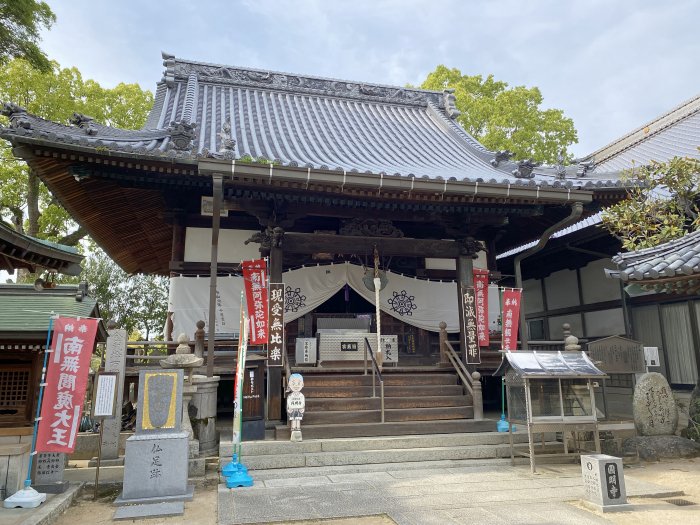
[
  {"left": 100, "top": 325, "right": 127, "bottom": 463},
  {"left": 580, "top": 454, "right": 631, "bottom": 512}
]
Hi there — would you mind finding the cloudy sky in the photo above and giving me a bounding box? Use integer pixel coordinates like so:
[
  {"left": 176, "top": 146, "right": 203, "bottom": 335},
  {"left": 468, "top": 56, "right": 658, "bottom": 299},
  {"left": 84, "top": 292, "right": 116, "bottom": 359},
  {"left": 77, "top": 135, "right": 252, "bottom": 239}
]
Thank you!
[{"left": 41, "top": 0, "right": 699, "bottom": 157}]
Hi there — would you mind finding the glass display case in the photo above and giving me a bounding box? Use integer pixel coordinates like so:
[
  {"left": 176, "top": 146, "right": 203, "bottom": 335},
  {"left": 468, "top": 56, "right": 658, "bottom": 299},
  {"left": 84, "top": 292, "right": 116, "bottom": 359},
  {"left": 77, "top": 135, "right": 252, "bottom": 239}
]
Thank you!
[{"left": 495, "top": 351, "right": 607, "bottom": 473}]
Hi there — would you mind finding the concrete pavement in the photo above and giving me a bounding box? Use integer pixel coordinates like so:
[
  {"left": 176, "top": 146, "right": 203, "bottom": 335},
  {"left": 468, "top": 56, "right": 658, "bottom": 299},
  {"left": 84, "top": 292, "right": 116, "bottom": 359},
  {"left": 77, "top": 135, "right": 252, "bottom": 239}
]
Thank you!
[{"left": 217, "top": 459, "right": 682, "bottom": 524}]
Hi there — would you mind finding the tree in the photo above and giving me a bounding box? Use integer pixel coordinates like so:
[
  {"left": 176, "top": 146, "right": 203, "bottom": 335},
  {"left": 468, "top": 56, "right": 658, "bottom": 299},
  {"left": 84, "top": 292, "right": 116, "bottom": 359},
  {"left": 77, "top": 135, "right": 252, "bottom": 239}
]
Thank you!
[
  {"left": 81, "top": 248, "right": 169, "bottom": 340},
  {"left": 419, "top": 65, "right": 578, "bottom": 164},
  {"left": 0, "top": 58, "right": 153, "bottom": 244},
  {"left": 601, "top": 153, "right": 700, "bottom": 250},
  {"left": 0, "top": 0, "right": 55, "bottom": 73}
]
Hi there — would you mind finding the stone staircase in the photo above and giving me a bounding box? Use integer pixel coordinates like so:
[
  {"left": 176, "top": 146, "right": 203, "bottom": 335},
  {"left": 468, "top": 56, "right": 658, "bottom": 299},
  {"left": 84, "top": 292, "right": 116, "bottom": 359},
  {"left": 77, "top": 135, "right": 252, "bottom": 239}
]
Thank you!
[
  {"left": 219, "top": 432, "right": 561, "bottom": 471},
  {"left": 276, "top": 369, "right": 487, "bottom": 439}
]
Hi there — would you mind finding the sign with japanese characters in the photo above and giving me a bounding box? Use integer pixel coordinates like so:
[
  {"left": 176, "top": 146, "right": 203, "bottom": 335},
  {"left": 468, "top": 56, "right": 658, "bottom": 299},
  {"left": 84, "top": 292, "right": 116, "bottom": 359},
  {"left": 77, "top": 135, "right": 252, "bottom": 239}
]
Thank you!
[
  {"left": 501, "top": 289, "right": 522, "bottom": 351},
  {"left": 267, "top": 282, "right": 284, "bottom": 367},
  {"left": 93, "top": 372, "right": 118, "bottom": 419},
  {"left": 461, "top": 287, "right": 480, "bottom": 364},
  {"left": 473, "top": 269, "right": 489, "bottom": 347},
  {"left": 581, "top": 454, "right": 628, "bottom": 507},
  {"left": 587, "top": 336, "right": 645, "bottom": 374},
  {"left": 242, "top": 259, "right": 269, "bottom": 345},
  {"left": 36, "top": 317, "right": 99, "bottom": 453}
]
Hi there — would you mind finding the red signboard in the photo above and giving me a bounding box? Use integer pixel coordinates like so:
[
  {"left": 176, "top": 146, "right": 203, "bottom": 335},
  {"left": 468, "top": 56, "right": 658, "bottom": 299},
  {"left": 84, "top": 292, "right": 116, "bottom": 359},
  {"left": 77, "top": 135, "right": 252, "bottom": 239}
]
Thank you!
[
  {"left": 36, "top": 317, "right": 99, "bottom": 453},
  {"left": 501, "top": 289, "right": 522, "bottom": 351},
  {"left": 473, "top": 269, "right": 489, "bottom": 347},
  {"left": 242, "top": 259, "right": 269, "bottom": 345}
]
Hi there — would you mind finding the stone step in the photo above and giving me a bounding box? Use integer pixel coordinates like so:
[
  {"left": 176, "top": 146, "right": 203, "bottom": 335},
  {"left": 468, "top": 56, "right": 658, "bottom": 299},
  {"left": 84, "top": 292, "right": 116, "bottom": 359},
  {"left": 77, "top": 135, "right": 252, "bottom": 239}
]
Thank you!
[
  {"left": 301, "top": 373, "right": 458, "bottom": 387},
  {"left": 305, "top": 395, "right": 471, "bottom": 411},
  {"left": 219, "top": 441, "right": 564, "bottom": 470},
  {"left": 303, "top": 405, "right": 473, "bottom": 425},
  {"left": 303, "top": 384, "right": 464, "bottom": 398},
  {"left": 274, "top": 418, "right": 496, "bottom": 440},
  {"left": 220, "top": 431, "right": 532, "bottom": 457}
]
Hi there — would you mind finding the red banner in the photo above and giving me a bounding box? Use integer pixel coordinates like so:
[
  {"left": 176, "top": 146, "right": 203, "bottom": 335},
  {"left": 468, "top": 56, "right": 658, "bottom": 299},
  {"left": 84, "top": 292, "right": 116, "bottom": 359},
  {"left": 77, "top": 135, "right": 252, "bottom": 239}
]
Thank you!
[
  {"left": 242, "top": 259, "right": 269, "bottom": 345},
  {"left": 473, "top": 269, "right": 489, "bottom": 347},
  {"left": 36, "top": 317, "right": 99, "bottom": 453},
  {"left": 501, "top": 289, "right": 522, "bottom": 351}
]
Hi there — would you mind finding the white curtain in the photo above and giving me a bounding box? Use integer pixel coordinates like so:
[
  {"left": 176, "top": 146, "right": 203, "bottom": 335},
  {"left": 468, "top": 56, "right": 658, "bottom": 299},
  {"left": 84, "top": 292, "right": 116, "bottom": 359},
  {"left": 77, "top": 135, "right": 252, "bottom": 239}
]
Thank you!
[{"left": 168, "top": 263, "right": 466, "bottom": 337}]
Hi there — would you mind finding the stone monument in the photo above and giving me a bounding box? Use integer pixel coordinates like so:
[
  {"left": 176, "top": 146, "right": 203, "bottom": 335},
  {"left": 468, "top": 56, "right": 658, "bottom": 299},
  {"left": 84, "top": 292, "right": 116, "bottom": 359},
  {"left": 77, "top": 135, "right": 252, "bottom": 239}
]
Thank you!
[
  {"left": 113, "top": 369, "right": 193, "bottom": 520},
  {"left": 191, "top": 320, "right": 221, "bottom": 456},
  {"left": 580, "top": 454, "right": 631, "bottom": 513},
  {"left": 89, "top": 324, "right": 127, "bottom": 467},
  {"left": 623, "top": 372, "right": 700, "bottom": 460},
  {"left": 32, "top": 452, "right": 67, "bottom": 494},
  {"left": 286, "top": 374, "right": 305, "bottom": 442}
]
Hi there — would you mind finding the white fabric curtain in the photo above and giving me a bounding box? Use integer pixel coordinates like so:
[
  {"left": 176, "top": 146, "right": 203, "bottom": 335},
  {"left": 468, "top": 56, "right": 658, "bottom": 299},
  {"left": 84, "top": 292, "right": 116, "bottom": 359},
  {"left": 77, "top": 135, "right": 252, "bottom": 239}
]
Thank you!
[{"left": 167, "top": 263, "right": 465, "bottom": 337}]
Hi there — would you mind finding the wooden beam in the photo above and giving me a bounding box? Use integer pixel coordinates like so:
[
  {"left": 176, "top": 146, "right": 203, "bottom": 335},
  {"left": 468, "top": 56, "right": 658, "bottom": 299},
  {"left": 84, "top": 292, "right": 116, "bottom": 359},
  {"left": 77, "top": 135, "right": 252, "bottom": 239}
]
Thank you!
[{"left": 283, "top": 232, "right": 462, "bottom": 257}]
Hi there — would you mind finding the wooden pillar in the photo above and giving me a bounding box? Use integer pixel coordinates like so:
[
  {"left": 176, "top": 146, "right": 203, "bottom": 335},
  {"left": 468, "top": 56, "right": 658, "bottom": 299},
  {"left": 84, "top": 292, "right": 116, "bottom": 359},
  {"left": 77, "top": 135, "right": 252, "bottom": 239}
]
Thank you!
[
  {"left": 266, "top": 228, "right": 284, "bottom": 421},
  {"left": 456, "top": 238, "right": 480, "bottom": 364}
]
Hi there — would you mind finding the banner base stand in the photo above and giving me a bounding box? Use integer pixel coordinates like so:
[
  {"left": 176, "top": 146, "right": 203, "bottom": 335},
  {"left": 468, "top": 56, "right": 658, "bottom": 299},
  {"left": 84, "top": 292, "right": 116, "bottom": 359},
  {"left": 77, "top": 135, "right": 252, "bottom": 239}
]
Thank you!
[
  {"left": 3, "top": 486, "right": 47, "bottom": 509},
  {"left": 222, "top": 454, "right": 253, "bottom": 488}
]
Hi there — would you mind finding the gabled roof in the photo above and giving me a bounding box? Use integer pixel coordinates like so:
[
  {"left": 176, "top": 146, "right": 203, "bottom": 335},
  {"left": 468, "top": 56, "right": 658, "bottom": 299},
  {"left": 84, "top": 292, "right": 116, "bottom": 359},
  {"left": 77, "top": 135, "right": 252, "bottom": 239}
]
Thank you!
[
  {"left": 0, "top": 222, "right": 83, "bottom": 275},
  {"left": 580, "top": 93, "right": 700, "bottom": 174},
  {"left": 0, "top": 53, "right": 626, "bottom": 189},
  {"left": 0, "top": 284, "right": 106, "bottom": 341}
]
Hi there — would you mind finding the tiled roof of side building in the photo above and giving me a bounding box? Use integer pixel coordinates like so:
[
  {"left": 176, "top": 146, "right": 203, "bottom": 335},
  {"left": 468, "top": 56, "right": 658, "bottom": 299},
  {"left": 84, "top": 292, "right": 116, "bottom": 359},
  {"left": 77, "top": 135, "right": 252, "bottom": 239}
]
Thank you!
[
  {"left": 609, "top": 229, "right": 700, "bottom": 282},
  {"left": 0, "top": 53, "right": 625, "bottom": 190}
]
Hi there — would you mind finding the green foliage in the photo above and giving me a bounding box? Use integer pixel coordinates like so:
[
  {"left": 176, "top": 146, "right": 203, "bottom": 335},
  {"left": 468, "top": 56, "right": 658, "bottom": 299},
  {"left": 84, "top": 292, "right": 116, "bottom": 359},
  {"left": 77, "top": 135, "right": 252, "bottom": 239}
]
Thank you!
[
  {"left": 419, "top": 65, "right": 578, "bottom": 164},
  {"left": 601, "top": 153, "right": 700, "bottom": 250},
  {"left": 80, "top": 247, "right": 169, "bottom": 340},
  {"left": 237, "top": 154, "right": 280, "bottom": 166},
  {"left": 0, "top": 58, "right": 153, "bottom": 242},
  {"left": 0, "top": 0, "right": 55, "bottom": 73}
]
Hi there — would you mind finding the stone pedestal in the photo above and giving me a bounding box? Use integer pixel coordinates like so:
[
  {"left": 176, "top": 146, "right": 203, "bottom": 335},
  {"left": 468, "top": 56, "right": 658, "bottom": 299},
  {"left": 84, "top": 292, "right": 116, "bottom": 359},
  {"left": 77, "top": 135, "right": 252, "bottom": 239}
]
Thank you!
[
  {"left": 580, "top": 454, "right": 631, "bottom": 513},
  {"left": 191, "top": 375, "right": 220, "bottom": 456},
  {"left": 114, "top": 433, "right": 193, "bottom": 519},
  {"left": 183, "top": 383, "right": 205, "bottom": 477},
  {"left": 0, "top": 433, "right": 31, "bottom": 500}
]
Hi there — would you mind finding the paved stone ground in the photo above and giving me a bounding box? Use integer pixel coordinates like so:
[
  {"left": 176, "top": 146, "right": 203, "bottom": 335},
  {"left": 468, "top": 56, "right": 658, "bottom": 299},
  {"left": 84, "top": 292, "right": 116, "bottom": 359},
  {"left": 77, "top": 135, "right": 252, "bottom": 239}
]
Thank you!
[{"left": 217, "top": 460, "right": 682, "bottom": 525}]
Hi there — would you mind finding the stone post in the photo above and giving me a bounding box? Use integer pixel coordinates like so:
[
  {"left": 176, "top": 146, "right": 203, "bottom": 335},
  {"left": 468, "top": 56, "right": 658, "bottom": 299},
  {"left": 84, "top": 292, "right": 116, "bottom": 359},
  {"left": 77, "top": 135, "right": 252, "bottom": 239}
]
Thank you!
[
  {"left": 98, "top": 323, "right": 127, "bottom": 464},
  {"left": 471, "top": 371, "right": 483, "bottom": 420},
  {"left": 194, "top": 320, "right": 205, "bottom": 359},
  {"left": 191, "top": 374, "right": 220, "bottom": 456}
]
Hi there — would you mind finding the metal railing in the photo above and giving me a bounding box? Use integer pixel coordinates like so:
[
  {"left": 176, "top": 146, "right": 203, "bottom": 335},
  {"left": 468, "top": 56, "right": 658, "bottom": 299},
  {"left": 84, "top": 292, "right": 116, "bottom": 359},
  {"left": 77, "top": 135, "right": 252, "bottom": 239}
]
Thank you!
[{"left": 364, "top": 337, "right": 385, "bottom": 423}]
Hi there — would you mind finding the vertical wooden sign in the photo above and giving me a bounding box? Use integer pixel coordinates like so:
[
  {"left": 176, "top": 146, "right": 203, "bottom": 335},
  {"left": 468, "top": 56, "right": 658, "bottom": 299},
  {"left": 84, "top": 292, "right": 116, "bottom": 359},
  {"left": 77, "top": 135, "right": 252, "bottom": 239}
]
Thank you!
[
  {"left": 462, "top": 287, "right": 480, "bottom": 364},
  {"left": 268, "top": 283, "right": 284, "bottom": 367}
]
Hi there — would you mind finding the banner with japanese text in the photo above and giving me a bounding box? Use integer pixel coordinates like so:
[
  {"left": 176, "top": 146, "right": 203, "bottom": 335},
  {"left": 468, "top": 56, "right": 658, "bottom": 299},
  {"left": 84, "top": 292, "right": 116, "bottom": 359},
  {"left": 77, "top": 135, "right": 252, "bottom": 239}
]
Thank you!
[
  {"left": 242, "top": 259, "right": 269, "bottom": 345},
  {"left": 473, "top": 269, "right": 489, "bottom": 347},
  {"left": 501, "top": 289, "right": 522, "bottom": 351},
  {"left": 36, "top": 317, "right": 99, "bottom": 453},
  {"left": 461, "top": 287, "right": 480, "bottom": 364},
  {"left": 267, "top": 283, "right": 284, "bottom": 367}
]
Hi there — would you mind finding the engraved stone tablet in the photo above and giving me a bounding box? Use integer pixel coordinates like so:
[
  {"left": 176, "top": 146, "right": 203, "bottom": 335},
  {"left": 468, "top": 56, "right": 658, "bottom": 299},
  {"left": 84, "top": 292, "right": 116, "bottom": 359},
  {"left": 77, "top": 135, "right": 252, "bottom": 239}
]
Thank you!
[
  {"left": 633, "top": 372, "right": 678, "bottom": 436},
  {"left": 136, "top": 369, "right": 183, "bottom": 435},
  {"left": 581, "top": 454, "right": 629, "bottom": 511}
]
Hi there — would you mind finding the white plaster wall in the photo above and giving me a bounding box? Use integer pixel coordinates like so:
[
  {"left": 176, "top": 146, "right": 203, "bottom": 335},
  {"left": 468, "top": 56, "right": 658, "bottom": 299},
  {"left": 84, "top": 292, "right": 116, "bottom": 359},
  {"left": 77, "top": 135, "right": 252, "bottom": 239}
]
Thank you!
[
  {"left": 580, "top": 259, "right": 622, "bottom": 304},
  {"left": 523, "top": 279, "right": 544, "bottom": 314},
  {"left": 544, "top": 268, "right": 580, "bottom": 309},
  {"left": 184, "top": 228, "right": 262, "bottom": 263},
  {"left": 548, "top": 314, "right": 583, "bottom": 339},
  {"left": 584, "top": 308, "right": 625, "bottom": 337}
]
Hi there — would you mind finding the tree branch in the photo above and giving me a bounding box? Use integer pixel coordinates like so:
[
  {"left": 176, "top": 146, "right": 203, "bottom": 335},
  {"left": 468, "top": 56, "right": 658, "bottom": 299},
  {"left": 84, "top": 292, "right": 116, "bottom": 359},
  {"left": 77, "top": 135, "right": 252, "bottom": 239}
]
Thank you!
[{"left": 58, "top": 227, "right": 87, "bottom": 246}]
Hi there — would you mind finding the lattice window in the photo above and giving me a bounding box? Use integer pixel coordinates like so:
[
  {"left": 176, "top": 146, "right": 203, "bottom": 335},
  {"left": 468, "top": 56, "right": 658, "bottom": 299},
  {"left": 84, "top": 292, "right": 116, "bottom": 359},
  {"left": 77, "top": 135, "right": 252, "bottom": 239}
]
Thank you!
[{"left": 0, "top": 367, "right": 31, "bottom": 410}]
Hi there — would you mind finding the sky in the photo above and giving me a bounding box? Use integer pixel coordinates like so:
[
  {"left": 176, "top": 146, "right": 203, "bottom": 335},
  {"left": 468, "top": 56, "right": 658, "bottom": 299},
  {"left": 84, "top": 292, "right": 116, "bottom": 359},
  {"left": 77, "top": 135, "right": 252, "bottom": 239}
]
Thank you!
[{"left": 37, "top": 0, "right": 700, "bottom": 158}]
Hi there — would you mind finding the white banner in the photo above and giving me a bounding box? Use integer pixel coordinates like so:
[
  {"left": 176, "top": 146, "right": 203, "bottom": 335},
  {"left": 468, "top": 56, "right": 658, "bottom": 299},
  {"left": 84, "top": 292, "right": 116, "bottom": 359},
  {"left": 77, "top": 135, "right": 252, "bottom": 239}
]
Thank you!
[{"left": 168, "top": 263, "right": 501, "bottom": 337}]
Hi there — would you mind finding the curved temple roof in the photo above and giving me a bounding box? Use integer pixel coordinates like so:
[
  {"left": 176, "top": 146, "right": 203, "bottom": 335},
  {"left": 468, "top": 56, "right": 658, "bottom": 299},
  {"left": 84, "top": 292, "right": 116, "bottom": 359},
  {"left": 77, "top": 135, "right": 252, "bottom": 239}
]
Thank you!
[
  {"left": 0, "top": 222, "right": 83, "bottom": 275},
  {"left": 1, "top": 53, "right": 627, "bottom": 190}
]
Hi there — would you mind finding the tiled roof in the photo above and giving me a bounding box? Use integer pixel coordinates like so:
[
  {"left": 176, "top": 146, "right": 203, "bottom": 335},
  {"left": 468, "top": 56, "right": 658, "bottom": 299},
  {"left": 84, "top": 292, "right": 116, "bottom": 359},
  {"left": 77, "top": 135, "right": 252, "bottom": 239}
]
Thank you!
[
  {"left": 0, "top": 53, "right": 626, "bottom": 190},
  {"left": 0, "top": 284, "right": 101, "bottom": 336},
  {"left": 0, "top": 222, "right": 83, "bottom": 275},
  {"left": 609, "top": 230, "right": 700, "bottom": 282},
  {"left": 580, "top": 93, "right": 700, "bottom": 174}
]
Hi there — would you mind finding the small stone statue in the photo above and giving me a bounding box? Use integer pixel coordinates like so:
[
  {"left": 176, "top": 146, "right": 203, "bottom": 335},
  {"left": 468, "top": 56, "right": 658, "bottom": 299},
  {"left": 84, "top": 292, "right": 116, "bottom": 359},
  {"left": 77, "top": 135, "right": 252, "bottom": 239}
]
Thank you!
[
  {"left": 562, "top": 323, "right": 581, "bottom": 351},
  {"left": 286, "top": 373, "right": 305, "bottom": 442}
]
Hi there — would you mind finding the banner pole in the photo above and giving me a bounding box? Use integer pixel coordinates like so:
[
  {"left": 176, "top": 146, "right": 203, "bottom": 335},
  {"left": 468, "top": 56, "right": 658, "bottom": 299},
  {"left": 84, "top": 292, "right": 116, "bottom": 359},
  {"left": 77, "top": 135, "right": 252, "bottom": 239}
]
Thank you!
[{"left": 25, "top": 313, "right": 56, "bottom": 488}]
